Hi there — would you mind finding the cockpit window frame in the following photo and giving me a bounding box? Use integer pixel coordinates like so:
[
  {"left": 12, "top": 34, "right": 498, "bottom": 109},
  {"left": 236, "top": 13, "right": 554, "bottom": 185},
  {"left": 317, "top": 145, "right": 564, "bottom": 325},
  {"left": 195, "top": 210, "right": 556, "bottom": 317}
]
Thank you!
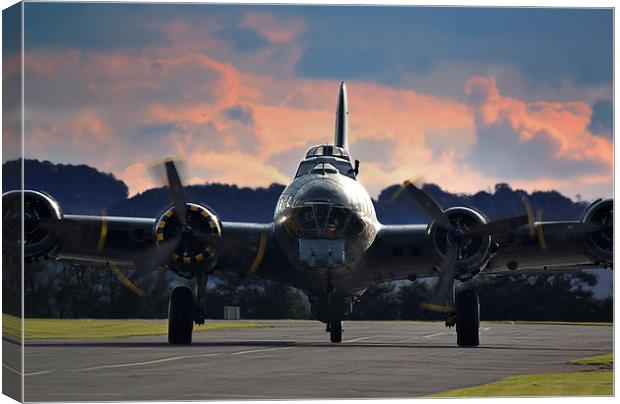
[
  {"left": 292, "top": 202, "right": 354, "bottom": 238},
  {"left": 305, "top": 145, "right": 350, "bottom": 160},
  {"left": 295, "top": 156, "right": 355, "bottom": 179}
]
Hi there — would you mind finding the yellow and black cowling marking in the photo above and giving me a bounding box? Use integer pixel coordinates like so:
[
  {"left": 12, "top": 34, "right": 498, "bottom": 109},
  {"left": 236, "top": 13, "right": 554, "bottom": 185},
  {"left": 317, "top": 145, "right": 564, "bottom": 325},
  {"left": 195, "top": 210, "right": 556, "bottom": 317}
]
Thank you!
[{"left": 154, "top": 203, "right": 221, "bottom": 276}]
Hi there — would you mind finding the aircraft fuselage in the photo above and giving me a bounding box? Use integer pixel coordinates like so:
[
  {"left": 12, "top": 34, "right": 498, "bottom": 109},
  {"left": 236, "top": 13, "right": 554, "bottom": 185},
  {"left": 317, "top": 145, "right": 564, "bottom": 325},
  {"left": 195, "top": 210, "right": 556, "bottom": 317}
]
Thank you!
[{"left": 273, "top": 146, "right": 379, "bottom": 297}]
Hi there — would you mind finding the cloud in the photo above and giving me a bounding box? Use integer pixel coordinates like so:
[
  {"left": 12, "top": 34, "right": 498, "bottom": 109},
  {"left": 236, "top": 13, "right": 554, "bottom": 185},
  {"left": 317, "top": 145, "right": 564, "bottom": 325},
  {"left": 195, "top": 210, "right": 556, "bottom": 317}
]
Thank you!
[
  {"left": 240, "top": 11, "right": 307, "bottom": 43},
  {"left": 464, "top": 76, "right": 612, "bottom": 167},
  {"left": 588, "top": 99, "right": 613, "bottom": 138},
  {"left": 460, "top": 77, "right": 612, "bottom": 196},
  {"left": 185, "top": 151, "right": 289, "bottom": 188},
  {"left": 222, "top": 104, "right": 255, "bottom": 127},
  {"left": 20, "top": 7, "right": 613, "bottom": 202},
  {"left": 214, "top": 26, "right": 270, "bottom": 52}
]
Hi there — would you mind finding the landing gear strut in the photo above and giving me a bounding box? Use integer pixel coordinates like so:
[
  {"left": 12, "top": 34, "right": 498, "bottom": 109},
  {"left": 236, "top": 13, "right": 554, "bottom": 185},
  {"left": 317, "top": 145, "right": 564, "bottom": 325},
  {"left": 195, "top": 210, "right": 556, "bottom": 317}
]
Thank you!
[
  {"left": 168, "top": 270, "right": 209, "bottom": 345},
  {"left": 310, "top": 294, "right": 348, "bottom": 343},
  {"left": 456, "top": 289, "right": 480, "bottom": 347},
  {"left": 194, "top": 271, "right": 208, "bottom": 325}
]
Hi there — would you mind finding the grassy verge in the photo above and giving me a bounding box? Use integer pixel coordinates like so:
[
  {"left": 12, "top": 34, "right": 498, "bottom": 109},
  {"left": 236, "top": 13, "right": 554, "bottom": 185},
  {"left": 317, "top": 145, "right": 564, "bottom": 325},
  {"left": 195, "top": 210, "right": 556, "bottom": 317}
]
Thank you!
[
  {"left": 569, "top": 353, "right": 613, "bottom": 369},
  {"left": 2, "top": 314, "right": 270, "bottom": 340},
  {"left": 484, "top": 321, "right": 612, "bottom": 326},
  {"left": 431, "top": 371, "right": 612, "bottom": 397},
  {"left": 431, "top": 353, "right": 613, "bottom": 397}
]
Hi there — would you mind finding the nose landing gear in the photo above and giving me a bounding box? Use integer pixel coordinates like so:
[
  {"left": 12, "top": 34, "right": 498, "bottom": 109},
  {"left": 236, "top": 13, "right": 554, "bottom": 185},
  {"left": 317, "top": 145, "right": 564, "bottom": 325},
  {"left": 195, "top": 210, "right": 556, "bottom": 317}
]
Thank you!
[{"left": 311, "top": 293, "right": 348, "bottom": 343}]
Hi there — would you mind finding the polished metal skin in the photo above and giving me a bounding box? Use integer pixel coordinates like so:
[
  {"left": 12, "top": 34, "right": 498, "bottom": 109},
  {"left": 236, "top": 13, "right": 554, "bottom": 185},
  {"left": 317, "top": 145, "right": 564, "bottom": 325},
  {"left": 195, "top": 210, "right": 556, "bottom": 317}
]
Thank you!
[
  {"left": 272, "top": 143, "right": 378, "bottom": 296},
  {"left": 334, "top": 81, "right": 349, "bottom": 150}
]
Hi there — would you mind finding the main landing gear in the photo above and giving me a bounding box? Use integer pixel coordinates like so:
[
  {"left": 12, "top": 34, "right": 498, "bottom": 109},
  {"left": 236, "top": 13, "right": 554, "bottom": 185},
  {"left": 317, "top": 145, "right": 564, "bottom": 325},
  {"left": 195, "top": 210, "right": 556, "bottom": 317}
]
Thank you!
[
  {"left": 311, "top": 294, "right": 349, "bottom": 343},
  {"left": 168, "top": 286, "right": 194, "bottom": 344},
  {"left": 454, "top": 289, "right": 480, "bottom": 347},
  {"left": 329, "top": 319, "right": 343, "bottom": 343},
  {"left": 168, "top": 271, "right": 208, "bottom": 345}
]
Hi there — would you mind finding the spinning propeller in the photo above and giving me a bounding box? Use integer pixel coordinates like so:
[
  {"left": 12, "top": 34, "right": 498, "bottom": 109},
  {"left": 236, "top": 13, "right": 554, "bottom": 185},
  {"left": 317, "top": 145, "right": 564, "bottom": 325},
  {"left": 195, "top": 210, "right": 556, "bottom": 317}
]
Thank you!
[
  {"left": 100, "top": 159, "right": 189, "bottom": 297},
  {"left": 521, "top": 197, "right": 608, "bottom": 252},
  {"left": 393, "top": 180, "right": 529, "bottom": 313},
  {"left": 39, "top": 159, "right": 194, "bottom": 297}
]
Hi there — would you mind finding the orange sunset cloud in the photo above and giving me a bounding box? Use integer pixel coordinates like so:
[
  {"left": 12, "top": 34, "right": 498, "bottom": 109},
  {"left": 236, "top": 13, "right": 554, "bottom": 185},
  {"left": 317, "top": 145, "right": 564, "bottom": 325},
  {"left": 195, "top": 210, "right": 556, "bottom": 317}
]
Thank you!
[{"left": 16, "top": 10, "right": 612, "bottom": 203}]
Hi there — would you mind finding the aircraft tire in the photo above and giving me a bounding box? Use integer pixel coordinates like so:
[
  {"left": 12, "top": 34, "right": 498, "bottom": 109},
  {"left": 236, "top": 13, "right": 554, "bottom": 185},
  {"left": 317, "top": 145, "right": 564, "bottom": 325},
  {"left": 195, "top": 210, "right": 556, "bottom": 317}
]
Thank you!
[
  {"left": 456, "top": 289, "right": 479, "bottom": 347},
  {"left": 168, "top": 286, "right": 194, "bottom": 345},
  {"left": 330, "top": 320, "right": 342, "bottom": 343}
]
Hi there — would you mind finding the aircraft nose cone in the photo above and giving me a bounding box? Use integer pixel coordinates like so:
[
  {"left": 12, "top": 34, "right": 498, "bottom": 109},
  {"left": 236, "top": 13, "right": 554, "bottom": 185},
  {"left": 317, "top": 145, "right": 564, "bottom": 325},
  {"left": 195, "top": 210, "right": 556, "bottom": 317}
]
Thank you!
[{"left": 293, "top": 179, "right": 351, "bottom": 208}]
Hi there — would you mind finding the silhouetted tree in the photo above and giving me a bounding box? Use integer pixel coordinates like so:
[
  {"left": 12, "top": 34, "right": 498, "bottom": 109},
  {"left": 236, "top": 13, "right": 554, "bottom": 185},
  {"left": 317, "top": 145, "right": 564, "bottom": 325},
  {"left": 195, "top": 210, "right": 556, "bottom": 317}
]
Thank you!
[{"left": 351, "top": 283, "right": 400, "bottom": 320}]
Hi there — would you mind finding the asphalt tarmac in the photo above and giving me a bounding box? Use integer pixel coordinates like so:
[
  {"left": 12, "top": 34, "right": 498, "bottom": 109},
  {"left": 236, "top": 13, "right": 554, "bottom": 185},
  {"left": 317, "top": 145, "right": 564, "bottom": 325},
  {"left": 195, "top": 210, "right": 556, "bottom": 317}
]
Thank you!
[{"left": 6, "top": 320, "right": 613, "bottom": 401}]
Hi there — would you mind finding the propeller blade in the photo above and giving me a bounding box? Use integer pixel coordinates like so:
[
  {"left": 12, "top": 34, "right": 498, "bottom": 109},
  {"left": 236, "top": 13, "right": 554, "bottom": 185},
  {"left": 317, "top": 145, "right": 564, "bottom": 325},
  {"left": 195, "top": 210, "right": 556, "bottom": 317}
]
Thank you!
[
  {"left": 136, "top": 233, "right": 182, "bottom": 268},
  {"left": 398, "top": 180, "right": 451, "bottom": 229},
  {"left": 110, "top": 264, "right": 146, "bottom": 298},
  {"left": 468, "top": 214, "right": 529, "bottom": 237},
  {"left": 536, "top": 207, "right": 548, "bottom": 251},
  {"left": 522, "top": 197, "right": 536, "bottom": 238},
  {"left": 164, "top": 159, "right": 188, "bottom": 225},
  {"left": 421, "top": 244, "right": 458, "bottom": 313}
]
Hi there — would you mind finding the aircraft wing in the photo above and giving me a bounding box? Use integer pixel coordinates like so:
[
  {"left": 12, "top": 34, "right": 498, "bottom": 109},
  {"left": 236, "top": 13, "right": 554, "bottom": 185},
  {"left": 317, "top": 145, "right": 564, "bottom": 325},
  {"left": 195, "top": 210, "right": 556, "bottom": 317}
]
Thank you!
[
  {"left": 46, "top": 214, "right": 275, "bottom": 276},
  {"left": 366, "top": 205, "right": 612, "bottom": 286},
  {"left": 480, "top": 263, "right": 605, "bottom": 276},
  {"left": 481, "top": 219, "right": 612, "bottom": 276},
  {"left": 364, "top": 224, "right": 438, "bottom": 283},
  {"left": 3, "top": 188, "right": 278, "bottom": 278}
]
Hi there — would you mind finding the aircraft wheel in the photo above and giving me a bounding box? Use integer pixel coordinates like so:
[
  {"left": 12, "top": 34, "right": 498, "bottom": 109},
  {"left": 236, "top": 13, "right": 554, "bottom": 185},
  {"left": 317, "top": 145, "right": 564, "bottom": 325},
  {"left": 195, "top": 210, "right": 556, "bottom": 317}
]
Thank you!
[
  {"left": 330, "top": 320, "right": 342, "bottom": 343},
  {"left": 168, "top": 286, "right": 194, "bottom": 345},
  {"left": 456, "top": 289, "right": 479, "bottom": 347}
]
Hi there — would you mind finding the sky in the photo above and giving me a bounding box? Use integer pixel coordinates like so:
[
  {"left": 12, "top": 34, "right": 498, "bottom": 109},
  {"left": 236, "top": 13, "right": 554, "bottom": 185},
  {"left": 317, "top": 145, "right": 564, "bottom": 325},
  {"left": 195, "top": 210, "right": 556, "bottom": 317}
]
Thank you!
[{"left": 6, "top": 4, "right": 614, "bottom": 200}]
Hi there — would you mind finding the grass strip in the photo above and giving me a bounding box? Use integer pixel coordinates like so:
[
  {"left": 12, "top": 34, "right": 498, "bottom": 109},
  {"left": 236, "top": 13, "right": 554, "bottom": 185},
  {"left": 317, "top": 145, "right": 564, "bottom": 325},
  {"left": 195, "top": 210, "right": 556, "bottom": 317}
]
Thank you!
[
  {"left": 485, "top": 321, "right": 612, "bottom": 326},
  {"left": 430, "top": 371, "right": 613, "bottom": 397},
  {"left": 568, "top": 353, "right": 613, "bottom": 368},
  {"left": 2, "top": 314, "right": 270, "bottom": 340},
  {"left": 431, "top": 353, "right": 613, "bottom": 397}
]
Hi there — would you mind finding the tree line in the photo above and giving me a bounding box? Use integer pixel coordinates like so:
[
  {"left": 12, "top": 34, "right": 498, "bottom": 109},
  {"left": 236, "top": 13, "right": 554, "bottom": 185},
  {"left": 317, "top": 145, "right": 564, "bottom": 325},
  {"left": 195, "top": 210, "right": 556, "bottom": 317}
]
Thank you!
[{"left": 12, "top": 261, "right": 611, "bottom": 322}]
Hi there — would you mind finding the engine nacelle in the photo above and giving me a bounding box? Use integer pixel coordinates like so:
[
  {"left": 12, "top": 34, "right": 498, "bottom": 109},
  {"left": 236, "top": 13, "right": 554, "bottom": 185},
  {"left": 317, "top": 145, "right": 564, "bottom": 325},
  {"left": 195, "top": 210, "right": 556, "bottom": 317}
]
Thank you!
[
  {"left": 581, "top": 198, "right": 613, "bottom": 265},
  {"left": 2, "top": 190, "right": 62, "bottom": 263},
  {"left": 428, "top": 206, "right": 492, "bottom": 280},
  {"left": 153, "top": 202, "right": 222, "bottom": 278}
]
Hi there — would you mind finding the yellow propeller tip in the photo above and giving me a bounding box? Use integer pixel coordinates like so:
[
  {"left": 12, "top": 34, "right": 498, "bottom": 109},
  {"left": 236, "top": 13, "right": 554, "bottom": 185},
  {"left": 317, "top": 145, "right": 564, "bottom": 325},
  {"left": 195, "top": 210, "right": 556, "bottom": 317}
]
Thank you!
[
  {"left": 420, "top": 302, "right": 456, "bottom": 313},
  {"left": 391, "top": 186, "right": 405, "bottom": 201}
]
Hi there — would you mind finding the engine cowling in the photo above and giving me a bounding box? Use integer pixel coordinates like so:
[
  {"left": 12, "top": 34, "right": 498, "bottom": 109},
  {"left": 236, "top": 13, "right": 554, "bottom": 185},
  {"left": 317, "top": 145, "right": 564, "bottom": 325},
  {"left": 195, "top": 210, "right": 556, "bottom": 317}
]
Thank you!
[
  {"left": 581, "top": 198, "right": 613, "bottom": 265},
  {"left": 428, "top": 206, "right": 493, "bottom": 280},
  {"left": 2, "top": 190, "right": 62, "bottom": 263},
  {"left": 153, "top": 202, "right": 221, "bottom": 278}
]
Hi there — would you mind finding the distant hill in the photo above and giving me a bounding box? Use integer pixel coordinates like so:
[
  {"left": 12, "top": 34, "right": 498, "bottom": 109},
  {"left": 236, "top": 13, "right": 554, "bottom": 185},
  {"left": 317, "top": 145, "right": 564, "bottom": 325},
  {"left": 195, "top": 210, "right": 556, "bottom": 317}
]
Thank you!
[
  {"left": 3, "top": 159, "right": 128, "bottom": 215},
  {"left": 109, "top": 183, "right": 286, "bottom": 222},
  {"left": 376, "top": 182, "right": 587, "bottom": 224},
  {"left": 3, "top": 159, "right": 592, "bottom": 222}
]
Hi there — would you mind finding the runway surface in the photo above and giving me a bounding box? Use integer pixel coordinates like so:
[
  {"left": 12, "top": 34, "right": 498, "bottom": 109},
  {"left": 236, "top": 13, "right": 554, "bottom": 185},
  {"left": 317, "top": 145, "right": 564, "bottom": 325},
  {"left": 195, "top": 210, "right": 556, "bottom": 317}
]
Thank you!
[{"left": 9, "top": 321, "right": 614, "bottom": 401}]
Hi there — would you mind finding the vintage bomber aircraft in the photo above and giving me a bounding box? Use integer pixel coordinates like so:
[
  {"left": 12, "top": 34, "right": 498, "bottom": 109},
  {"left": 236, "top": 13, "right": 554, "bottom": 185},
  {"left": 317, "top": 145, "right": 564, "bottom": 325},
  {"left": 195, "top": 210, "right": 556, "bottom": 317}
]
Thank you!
[{"left": 3, "top": 82, "right": 613, "bottom": 346}]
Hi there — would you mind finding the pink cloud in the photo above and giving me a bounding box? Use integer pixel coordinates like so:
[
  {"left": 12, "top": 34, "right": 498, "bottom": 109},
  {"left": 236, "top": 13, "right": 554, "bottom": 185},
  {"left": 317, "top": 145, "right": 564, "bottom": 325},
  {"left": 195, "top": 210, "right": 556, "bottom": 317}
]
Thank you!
[
  {"left": 20, "top": 14, "right": 612, "bottom": 201},
  {"left": 465, "top": 76, "right": 613, "bottom": 168}
]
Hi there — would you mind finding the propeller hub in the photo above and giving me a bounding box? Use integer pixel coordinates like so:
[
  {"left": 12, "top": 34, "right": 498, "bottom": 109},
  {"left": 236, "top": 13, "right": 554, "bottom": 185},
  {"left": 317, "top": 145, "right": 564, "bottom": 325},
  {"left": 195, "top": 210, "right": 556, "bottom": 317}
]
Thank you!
[
  {"left": 181, "top": 224, "right": 193, "bottom": 234},
  {"left": 154, "top": 202, "right": 221, "bottom": 272},
  {"left": 448, "top": 225, "right": 471, "bottom": 249}
]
